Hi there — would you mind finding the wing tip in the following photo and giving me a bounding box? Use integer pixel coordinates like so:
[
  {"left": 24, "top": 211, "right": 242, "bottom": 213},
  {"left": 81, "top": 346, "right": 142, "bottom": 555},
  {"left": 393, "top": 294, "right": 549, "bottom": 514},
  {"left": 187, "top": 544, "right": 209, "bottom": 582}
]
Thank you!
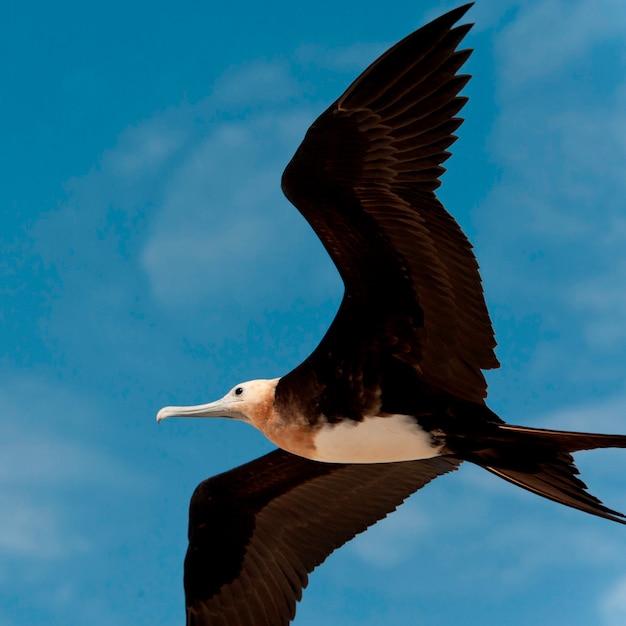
[{"left": 428, "top": 3, "right": 475, "bottom": 31}]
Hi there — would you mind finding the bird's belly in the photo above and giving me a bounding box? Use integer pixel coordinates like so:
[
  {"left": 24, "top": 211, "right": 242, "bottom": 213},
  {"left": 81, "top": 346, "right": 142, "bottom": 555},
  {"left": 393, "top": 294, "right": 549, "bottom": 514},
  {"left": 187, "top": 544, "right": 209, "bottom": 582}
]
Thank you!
[{"left": 310, "top": 414, "right": 443, "bottom": 463}]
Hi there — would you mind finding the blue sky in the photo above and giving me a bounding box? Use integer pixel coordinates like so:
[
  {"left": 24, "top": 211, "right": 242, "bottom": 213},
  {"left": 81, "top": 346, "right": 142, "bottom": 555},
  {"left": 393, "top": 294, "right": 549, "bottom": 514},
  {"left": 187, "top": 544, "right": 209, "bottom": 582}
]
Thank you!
[{"left": 2, "top": 0, "right": 626, "bottom": 624}]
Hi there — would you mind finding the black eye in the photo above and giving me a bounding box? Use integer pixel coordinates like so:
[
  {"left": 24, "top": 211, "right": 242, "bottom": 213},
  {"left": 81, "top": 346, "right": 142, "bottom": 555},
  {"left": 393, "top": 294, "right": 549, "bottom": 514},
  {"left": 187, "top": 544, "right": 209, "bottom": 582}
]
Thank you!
[{"left": 234, "top": 387, "right": 244, "bottom": 396}]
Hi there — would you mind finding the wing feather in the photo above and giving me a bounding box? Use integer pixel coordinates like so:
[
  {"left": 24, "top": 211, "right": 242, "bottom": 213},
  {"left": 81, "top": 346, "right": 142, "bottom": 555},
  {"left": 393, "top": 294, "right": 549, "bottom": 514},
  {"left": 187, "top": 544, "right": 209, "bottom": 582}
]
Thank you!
[
  {"left": 280, "top": 3, "right": 497, "bottom": 404},
  {"left": 185, "top": 450, "right": 460, "bottom": 625}
]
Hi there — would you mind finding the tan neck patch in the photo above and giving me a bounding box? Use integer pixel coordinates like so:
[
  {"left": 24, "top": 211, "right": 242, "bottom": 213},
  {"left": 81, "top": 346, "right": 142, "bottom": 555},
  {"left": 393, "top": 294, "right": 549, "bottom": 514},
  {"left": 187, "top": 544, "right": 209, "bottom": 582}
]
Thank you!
[
  {"left": 263, "top": 417, "right": 319, "bottom": 460},
  {"left": 245, "top": 384, "right": 280, "bottom": 430},
  {"left": 242, "top": 379, "right": 319, "bottom": 460}
]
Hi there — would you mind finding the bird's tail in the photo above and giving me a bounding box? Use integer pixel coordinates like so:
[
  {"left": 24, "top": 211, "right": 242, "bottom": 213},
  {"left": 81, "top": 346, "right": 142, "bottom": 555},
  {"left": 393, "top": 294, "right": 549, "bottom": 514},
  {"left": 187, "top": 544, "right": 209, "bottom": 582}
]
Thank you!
[{"left": 466, "top": 425, "right": 626, "bottom": 524}]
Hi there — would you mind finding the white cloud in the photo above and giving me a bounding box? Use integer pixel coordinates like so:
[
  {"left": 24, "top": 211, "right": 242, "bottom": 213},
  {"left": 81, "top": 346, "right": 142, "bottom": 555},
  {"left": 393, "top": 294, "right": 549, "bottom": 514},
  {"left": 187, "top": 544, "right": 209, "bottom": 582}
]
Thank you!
[
  {"left": 0, "top": 435, "right": 144, "bottom": 491},
  {"left": 569, "top": 261, "right": 626, "bottom": 350},
  {"left": 108, "top": 121, "right": 188, "bottom": 178},
  {"left": 138, "top": 63, "right": 339, "bottom": 318},
  {"left": 469, "top": 0, "right": 626, "bottom": 398},
  {"left": 539, "top": 394, "right": 626, "bottom": 434},
  {"left": 0, "top": 495, "right": 87, "bottom": 559},
  {"left": 349, "top": 499, "right": 431, "bottom": 568},
  {"left": 0, "top": 378, "right": 152, "bottom": 562},
  {"left": 482, "top": 517, "right": 623, "bottom": 588},
  {"left": 496, "top": 0, "right": 626, "bottom": 88},
  {"left": 211, "top": 59, "right": 299, "bottom": 106},
  {"left": 600, "top": 574, "right": 626, "bottom": 626},
  {"left": 483, "top": 94, "right": 626, "bottom": 247},
  {"left": 294, "top": 41, "right": 387, "bottom": 73},
  {"left": 26, "top": 55, "right": 343, "bottom": 370},
  {"left": 139, "top": 109, "right": 320, "bottom": 311}
]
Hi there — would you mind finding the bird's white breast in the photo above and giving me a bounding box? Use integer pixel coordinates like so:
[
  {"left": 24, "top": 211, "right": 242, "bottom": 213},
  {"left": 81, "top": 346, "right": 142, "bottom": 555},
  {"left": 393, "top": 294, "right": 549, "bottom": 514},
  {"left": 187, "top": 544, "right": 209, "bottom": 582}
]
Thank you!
[{"left": 311, "top": 414, "right": 443, "bottom": 463}]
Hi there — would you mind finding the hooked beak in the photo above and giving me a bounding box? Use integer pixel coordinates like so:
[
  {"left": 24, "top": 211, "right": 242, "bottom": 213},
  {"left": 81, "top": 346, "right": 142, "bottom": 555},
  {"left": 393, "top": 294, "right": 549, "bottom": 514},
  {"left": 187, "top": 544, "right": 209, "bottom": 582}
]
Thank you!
[{"left": 156, "top": 397, "right": 239, "bottom": 423}]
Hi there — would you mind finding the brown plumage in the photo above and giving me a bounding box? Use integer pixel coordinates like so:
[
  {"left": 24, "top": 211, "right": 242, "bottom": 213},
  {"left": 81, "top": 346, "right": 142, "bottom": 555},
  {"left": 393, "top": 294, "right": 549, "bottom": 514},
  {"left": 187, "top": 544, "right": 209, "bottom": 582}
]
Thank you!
[
  {"left": 280, "top": 4, "right": 497, "bottom": 407},
  {"left": 156, "top": 4, "right": 626, "bottom": 625},
  {"left": 185, "top": 451, "right": 460, "bottom": 626}
]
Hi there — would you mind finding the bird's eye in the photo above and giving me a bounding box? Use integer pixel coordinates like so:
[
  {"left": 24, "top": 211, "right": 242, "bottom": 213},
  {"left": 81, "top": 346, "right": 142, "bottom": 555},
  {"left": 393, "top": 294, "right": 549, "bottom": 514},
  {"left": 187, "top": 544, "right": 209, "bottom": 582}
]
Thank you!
[{"left": 234, "top": 387, "right": 244, "bottom": 396}]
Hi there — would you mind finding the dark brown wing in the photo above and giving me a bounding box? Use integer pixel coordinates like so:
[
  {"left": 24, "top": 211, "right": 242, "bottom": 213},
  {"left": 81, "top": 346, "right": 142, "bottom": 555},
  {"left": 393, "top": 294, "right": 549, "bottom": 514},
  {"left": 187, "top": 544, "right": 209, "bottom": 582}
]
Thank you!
[
  {"left": 280, "top": 3, "right": 497, "bottom": 406},
  {"left": 184, "top": 450, "right": 460, "bottom": 626}
]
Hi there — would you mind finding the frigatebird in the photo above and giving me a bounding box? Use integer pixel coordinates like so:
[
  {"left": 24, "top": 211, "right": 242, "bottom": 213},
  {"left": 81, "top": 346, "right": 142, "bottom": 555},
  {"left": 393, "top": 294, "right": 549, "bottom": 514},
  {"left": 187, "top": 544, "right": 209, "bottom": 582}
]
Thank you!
[{"left": 158, "top": 4, "right": 626, "bottom": 625}]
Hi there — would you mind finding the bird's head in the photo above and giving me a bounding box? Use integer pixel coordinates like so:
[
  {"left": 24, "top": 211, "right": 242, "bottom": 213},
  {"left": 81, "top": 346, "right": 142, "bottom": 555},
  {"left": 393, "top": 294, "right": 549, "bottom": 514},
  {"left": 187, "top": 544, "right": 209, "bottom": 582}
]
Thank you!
[{"left": 156, "top": 378, "right": 280, "bottom": 429}]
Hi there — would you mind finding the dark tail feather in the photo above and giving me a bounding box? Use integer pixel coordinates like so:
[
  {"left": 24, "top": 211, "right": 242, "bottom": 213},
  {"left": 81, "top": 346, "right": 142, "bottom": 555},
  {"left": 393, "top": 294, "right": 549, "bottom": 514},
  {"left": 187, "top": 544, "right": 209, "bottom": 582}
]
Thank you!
[{"left": 472, "top": 425, "right": 626, "bottom": 524}]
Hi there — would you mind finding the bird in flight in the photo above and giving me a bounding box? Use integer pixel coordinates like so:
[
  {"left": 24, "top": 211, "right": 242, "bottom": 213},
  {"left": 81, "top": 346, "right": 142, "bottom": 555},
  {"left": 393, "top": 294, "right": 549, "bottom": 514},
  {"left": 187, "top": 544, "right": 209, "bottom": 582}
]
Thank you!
[{"left": 158, "top": 4, "right": 626, "bottom": 625}]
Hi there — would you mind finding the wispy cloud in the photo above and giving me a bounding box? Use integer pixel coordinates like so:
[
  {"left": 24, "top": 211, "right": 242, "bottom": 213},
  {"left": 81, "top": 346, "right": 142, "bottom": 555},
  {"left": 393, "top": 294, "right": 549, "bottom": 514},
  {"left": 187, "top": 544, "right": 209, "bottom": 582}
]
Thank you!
[
  {"left": 211, "top": 59, "right": 299, "bottom": 105},
  {"left": 569, "top": 261, "right": 626, "bottom": 350},
  {"left": 600, "top": 573, "right": 626, "bottom": 626},
  {"left": 471, "top": 0, "right": 626, "bottom": 404},
  {"left": 140, "top": 109, "right": 334, "bottom": 315},
  {"left": 294, "top": 41, "right": 387, "bottom": 73},
  {"left": 0, "top": 378, "right": 151, "bottom": 562},
  {"left": 30, "top": 58, "right": 338, "bottom": 339},
  {"left": 139, "top": 61, "right": 340, "bottom": 321},
  {"left": 496, "top": 0, "right": 626, "bottom": 87},
  {"left": 540, "top": 393, "right": 626, "bottom": 433},
  {"left": 348, "top": 499, "right": 431, "bottom": 568},
  {"left": 108, "top": 121, "right": 188, "bottom": 178}
]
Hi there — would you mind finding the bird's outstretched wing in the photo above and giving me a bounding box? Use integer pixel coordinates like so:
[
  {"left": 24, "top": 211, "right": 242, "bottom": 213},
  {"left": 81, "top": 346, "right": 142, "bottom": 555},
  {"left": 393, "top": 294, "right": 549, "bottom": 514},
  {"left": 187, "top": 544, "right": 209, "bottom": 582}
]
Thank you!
[
  {"left": 280, "top": 3, "right": 497, "bottom": 407},
  {"left": 185, "top": 450, "right": 460, "bottom": 626}
]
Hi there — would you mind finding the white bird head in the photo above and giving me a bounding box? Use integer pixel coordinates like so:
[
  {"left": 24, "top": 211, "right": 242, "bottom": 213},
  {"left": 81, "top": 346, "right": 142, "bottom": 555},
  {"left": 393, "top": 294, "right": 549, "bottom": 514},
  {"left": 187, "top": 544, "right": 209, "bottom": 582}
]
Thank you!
[{"left": 156, "top": 378, "right": 280, "bottom": 428}]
